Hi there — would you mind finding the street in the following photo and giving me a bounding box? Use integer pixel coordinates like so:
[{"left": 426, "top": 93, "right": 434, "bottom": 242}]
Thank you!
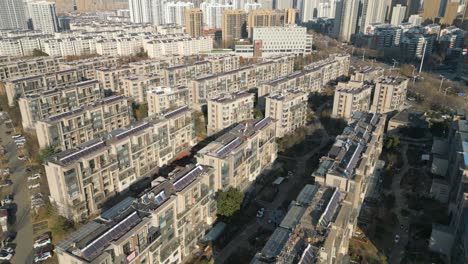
[{"left": 1, "top": 123, "right": 34, "bottom": 264}]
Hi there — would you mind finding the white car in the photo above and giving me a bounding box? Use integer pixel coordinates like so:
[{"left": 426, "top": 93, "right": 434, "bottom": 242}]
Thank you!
[
  {"left": 34, "top": 251, "right": 52, "bottom": 263},
  {"left": 256, "top": 208, "right": 265, "bottom": 218},
  {"left": 11, "top": 135, "right": 22, "bottom": 139},
  {"left": 18, "top": 155, "right": 28, "bottom": 161},
  {"left": 28, "top": 174, "right": 42, "bottom": 181},
  {"left": 0, "top": 250, "right": 12, "bottom": 260},
  {"left": 28, "top": 183, "right": 40, "bottom": 189},
  {"left": 394, "top": 234, "right": 400, "bottom": 244},
  {"left": 1, "top": 247, "right": 13, "bottom": 253},
  {"left": 33, "top": 238, "right": 51, "bottom": 249}
]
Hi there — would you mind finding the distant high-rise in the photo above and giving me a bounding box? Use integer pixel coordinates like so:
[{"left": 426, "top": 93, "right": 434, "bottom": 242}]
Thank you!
[
  {"left": 334, "top": 0, "right": 360, "bottom": 42},
  {"left": 408, "top": 14, "right": 422, "bottom": 26},
  {"left": 247, "top": 9, "right": 281, "bottom": 37},
  {"left": 301, "top": 0, "right": 319, "bottom": 22},
  {"left": 128, "top": 0, "right": 152, "bottom": 24},
  {"left": 284, "top": 8, "right": 296, "bottom": 24},
  {"left": 390, "top": 4, "right": 406, "bottom": 26},
  {"left": 423, "top": 0, "right": 443, "bottom": 22},
  {"left": 258, "top": 0, "right": 274, "bottom": 9},
  {"left": 222, "top": 9, "right": 246, "bottom": 47},
  {"left": 30, "top": 1, "right": 59, "bottom": 33},
  {"left": 0, "top": 0, "right": 27, "bottom": 29},
  {"left": 201, "top": 2, "right": 232, "bottom": 29},
  {"left": 361, "top": 0, "right": 386, "bottom": 33},
  {"left": 317, "top": 0, "right": 337, "bottom": 18},
  {"left": 185, "top": 8, "right": 203, "bottom": 37},
  {"left": 165, "top": 1, "right": 194, "bottom": 26},
  {"left": 405, "top": 0, "right": 420, "bottom": 19},
  {"left": 276, "top": 0, "right": 293, "bottom": 9},
  {"left": 442, "top": 2, "right": 459, "bottom": 25}
]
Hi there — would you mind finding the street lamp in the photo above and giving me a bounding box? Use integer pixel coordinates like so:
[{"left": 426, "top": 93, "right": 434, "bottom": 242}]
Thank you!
[
  {"left": 444, "top": 87, "right": 453, "bottom": 97},
  {"left": 439, "top": 75, "right": 446, "bottom": 93}
]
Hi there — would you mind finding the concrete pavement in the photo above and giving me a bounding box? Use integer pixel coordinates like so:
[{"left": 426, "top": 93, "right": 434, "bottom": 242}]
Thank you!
[{"left": 1, "top": 123, "right": 34, "bottom": 264}]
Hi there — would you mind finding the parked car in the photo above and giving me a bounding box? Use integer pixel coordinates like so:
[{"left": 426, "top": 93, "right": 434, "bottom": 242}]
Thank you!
[
  {"left": 31, "top": 193, "right": 43, "bottom": 200},
  {"left": 0, "top": 249, "right": 12, "bottom": 260},
  {"left": 1, "top": 194, "right": 13, "bottom": 205},
  {"left": 2, "top": 233, "right": 16, "bottom": 246},
  {"left": 28, "top": 174, "right": 41, "bottom": 181},
  {"left": 0, "top": 180, "right": 13, "bottom": 188},
  {"left": 18, "top": 155, "right": 27, "bottom": 161},
  {"left": 1, "top": 246, "right": 13, "bottom": 253},
  {"left": 256, "top": 207, "right": 265, "bottom": 218},
  {"left": 25, "top": 167, "right": 33, "bottom": 172},
  {"left": 33, "top": 238, "right": 51, "bottom": 249},
  {"left": 394, "top": 234, "right": 400, "bottom": 244},
  {"left": 34, "top": 251, "right": 52, "bottom": 263},
  {"left": 11, "top": 135, "right": 22, "bottom": 139},
  {"left": 28, "top": 183, "right": 40, "bottom": 189}
]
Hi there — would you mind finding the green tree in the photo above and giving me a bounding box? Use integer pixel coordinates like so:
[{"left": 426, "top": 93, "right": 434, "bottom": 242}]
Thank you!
[
  {"left": 253, "top": 108, "right": 263, "bottom": 119},
  {"left": 37, "top": 146, "right": 58, "bottom": 163},
  {"left": 132, "top": 103, "right": 148, "bottom": 120},
  {"left": 217, "top": 188, "right": 244, "bottom": 218},
  {"left": 385, "top": 135, "right": 400, "bottom": 151},
  {"left": 32, "top": 49, "right": 49, "bottom": 57},
  {"left": 193, "top": 111, "right": 207, "bottom": 139}
]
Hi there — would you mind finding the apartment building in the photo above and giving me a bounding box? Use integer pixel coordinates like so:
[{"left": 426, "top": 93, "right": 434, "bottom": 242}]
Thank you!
[
  {"left": 197, "top": 117, "right": 277, "bottom": 191},
  {"left": 247, "top": 9, "right": 282, "bottom": 37},
  {"left": 222, "top": 9, "right": 247, "bottom": 48},
  {"left": 164, "top": 55, "right": 241, "bottom": 86},
  {"left": 332, "top": 81, "right": 373, "bottom": 120},
  {"left": 314, "top": 112, "right": 385, "bottom": 197},
  {"left": 185, "top": 8, "right": 203, "bottom": 38},
  {"left": 251, "top": 184, "right": 353, "bottom": 264},
  {"left": 35, "top": 95, "right": 131, "bottom": 150},
  {"left": 121, "top": 74, "right": 162, "bottom": 103},
  {"left": 18, "top": 80, "right": 103, "bottom": 129},
  {"left": 0, "top": 56, "right": 63, "bottom": 81},
  {"left": 190, "top": 56, "right": 294, "bottom": 109},
  {"left": 128, "top": 57, "right": 180, "bottom": 76},
  {"left": 207, "top": 91, "right": 254, "bottom": 136},
  {"left": 4, "top": 69, "right": 81, "bottom": 106},
  {"left": 265, "top": 90, "right": 308, "bottom": 138},
  {"left": 56, "top": 164, "right": 217, "bottom": 264},
  {"left": 350, "top": 66, "right": 384, "bottom": 82},
  {"left": 147, "top": 86, "right": 191, "bottom": 116},
  {"left": 58, "top": 56, "right": 119, "bottom": 80},
  {"left": 96, "top": 66, "right": 135, "bottom": 94},
  {"left": 143, "top": 34, "right": 213, "bottom": 58},
  {"left": 44, "top": 107, "right": 196, "bottom": 220},
  {"left": 370, "top": 76, "right": 408, "bottom": 114},
  {"left": 259, "top": 54, "right": 351, "bottom": 97}
]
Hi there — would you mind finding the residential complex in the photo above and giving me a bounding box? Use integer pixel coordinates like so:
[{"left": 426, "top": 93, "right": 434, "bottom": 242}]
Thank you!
[
  {"left": 35, "top": 95, "right": 131, "bottom": 150},
  {"left": 121, "top": 74, "right": 162, "bottom": 103},
  {"left": 185, "top": 8, "right": 203, "bottom": 38},
  {"left": 4, "top": 68, "right": 82, "bottom": 106},
  {"left": 259, "top": 54, "right": 350, "bottom": 97},
  {"left": 29, "top": 1, "right": 59, "bottom": 33},
  {"left": 0, "top": 56, "right": 63, "bottom": 81},
  {"left": 265, "top": 90, "right": 308, "bottom": 138},
  {"left": 190, "top": 55, "right": 294, "bottom": 109},
  {"left": 56, "top": 164, "right": 217, "bottom": 264},
  {"left": 58, "top": 56, "right": 119, "bottom": 80},
  {"left": 370, "top": 76, "right": 408, "bottom": 114},
  {"left": 0, "top": 0, "right": 27, "bottom": 30},
  {"left": 207, "top": 91, "right": 254, "bottom": 136},
  {"left": 44, "top": 106, "right": 196, "bottom": 220},
  {"left": 147, "top": 86, "right": 191, "bottom": 116},
  {"left": 197, "top": 118, "right": 277, "bottom": 191},
  {"left": 332, "top": 81, "right": 373, "bottom": 120},
  {"left": 18, "top": 80, "right": 103, "bottom": 129},
  {"left": 222, "top": 9, "right": 247, "bottom": 48}
]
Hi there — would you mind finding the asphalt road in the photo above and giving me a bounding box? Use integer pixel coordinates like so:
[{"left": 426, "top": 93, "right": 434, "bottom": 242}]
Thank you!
[{"left": 1, "top": 123, "right": 34, "bottom": 263}]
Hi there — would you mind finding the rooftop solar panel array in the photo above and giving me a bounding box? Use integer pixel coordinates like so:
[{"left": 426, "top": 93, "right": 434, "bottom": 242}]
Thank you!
[
  {"left": 164, "top": 106, "right": 189, "bottom": 119},
  {"left": 81, "top": 211, "right": 141, "bottom": 260},
  {"left": 57, "top": 221, "right": 103, "bottom": 251},
  {"left": 254, "top": 117, "right": 271, "bottom": 130},
  {"left": 47, "top": 107, "right": 84, "bottom": 122},
  {"left": 319, "top": 189, "right": 341, "bottom": 228},
  {"left": 59, "top": 141, "right": 106, "bottom": 164},
  {"left": 100, "top": 197, "right": 136, "bottom": 221},
  {"left": 101, "top": 95, "right": 123, "bottom": 104},
  {"left": 298, "top": 244, "right": 316, "bottom": 264},
  {"left": 115, "top": 122, "right": 151, "bottom": 141},
  {"left": 173, "top": 165, "right": 204, "bottom": 192},
  {"left": 215, "top": 137, "right": 242, "bottom": 157}
]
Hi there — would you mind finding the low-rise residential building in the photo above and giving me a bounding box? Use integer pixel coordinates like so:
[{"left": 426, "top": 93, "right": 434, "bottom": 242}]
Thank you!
[
  {"left": 197, "top": 117, "right": 277, "bottom": 191},
  {"left": 147, "top": 86, "right": 191, "bottom": 116},
  {"left": 0, "top": 56, "right": 63, "bottom": 81},
  {"left": 332, "top": 81, "right": 373, "bottom": 120},
  {"left": 164, "top": 61, "right": 212, "bottom": 86},
  {"left": 96, "top": 66, "right": 135, "bottom": 94},
  {"left": 251, "top": 184, "right": 353, "bottom": 264},
  {"left": 350, "top": 66, "right": 384, "bottom": 82},
  {"left": 190, "top": 56, "right": 294, "bottom": 109},
  {"left": 121, "top": 74, "right": 162, "bottom": 103},
  {"left": 265, "top": 90, "right": 308, "bottom": 138},
  {"left": 143, "top": 34, "right": 213, "bottom": 58},
  {"left": 18, "top": 80, "right": 103, "bottom": 129},
  {"left": 313, "top": 112, "right": 385, "bottom": 197},
  {"left": 258, "top": 54, "right": 350, "bottom": 97},
  {"left": 44, "top": 106, "right": 197, "bottom": 220},
  {"left": 35, "top": 95, "right": 131, "bottom": 150},
  {"left": 4, "top": 69, "right": 82, "bottom": 106},
  {"left": 58, "top": 56, "right": 119, "bottom": 80},
  {"left": 207, "top": 92, "right": 254, "bottom": 136},
  {"left": 370, "top": 76, "right": 408, "bottom": 114},
  {"left": 56, "top": 164, "right": 217, "bottom": 264}
]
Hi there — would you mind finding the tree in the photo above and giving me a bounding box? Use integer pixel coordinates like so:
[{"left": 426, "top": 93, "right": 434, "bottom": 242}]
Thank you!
[
  {"left": 217, "top": 188, "right": 244, "bottom": 218},
  {"left": 32, "top": 49, "right": 49, "bottom": 57},
  {"left": 37, "top": 146, "right": 58, "bottom": 163},
  {"left": 385, "top": 135, "right": 400, "bottom": 151},
  {"left": 193, "top": 111, "right": 207, "bottom": 139},
  {"left": 132, "top": 103, "right": 148, "bottom": 121},
  {"left": 253, "top": 108, "right": 263, "bottom": 119}
]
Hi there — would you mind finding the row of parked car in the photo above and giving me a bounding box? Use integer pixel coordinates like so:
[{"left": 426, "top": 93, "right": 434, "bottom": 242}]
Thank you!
[{"left": 33, "top": 232, "right": 53, "bottom": 263}]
